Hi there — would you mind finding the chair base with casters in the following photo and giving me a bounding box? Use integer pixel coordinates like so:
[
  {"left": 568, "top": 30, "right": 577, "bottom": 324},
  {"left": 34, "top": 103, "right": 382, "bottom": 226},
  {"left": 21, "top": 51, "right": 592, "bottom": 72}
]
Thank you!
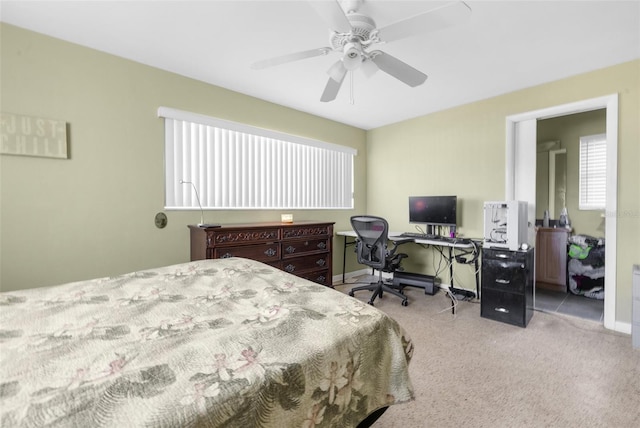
[{"left": 348, "top": 271, "right": 409, "bottom": 306}]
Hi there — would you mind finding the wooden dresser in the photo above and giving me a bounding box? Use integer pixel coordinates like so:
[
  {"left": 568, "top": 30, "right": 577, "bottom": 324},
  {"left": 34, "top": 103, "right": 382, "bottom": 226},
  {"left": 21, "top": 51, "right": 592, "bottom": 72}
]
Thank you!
[
  {"left": 188, "top": 221, "right": 334, "bottom": 287},
  {"left": 535, "top": 227, "right": 570, "bottom": 291}
]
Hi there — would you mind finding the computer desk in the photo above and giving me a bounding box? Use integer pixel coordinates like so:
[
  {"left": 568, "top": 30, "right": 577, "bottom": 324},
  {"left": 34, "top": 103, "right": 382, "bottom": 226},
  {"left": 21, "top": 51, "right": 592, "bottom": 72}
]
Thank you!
[{"left": 337, "top": 230, "right": 481, "bottom": 298}]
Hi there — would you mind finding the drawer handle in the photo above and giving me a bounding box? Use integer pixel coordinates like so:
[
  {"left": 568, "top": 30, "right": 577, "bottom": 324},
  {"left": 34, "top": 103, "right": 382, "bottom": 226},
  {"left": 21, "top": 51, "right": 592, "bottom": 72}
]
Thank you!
[
  {"left": 495, "top": 279, "right": 510, "bottom": 284},
  {"left": 494, "top": 307, "right": 510, "bottom": 313},
  {"left": 285, "top": 245, "right": 296, "bottom": 254},
  {"left": 317, "top": 275, "right": 326, "bottom": 283},
  {"left": 495, "top": 254, "right": 509, "bottom": 259},
  {"left": 264, "top": 248, "right": 277, "bottom": 257},
  {"left": 221, "top": 252, "right": 233, "bottom": 259},
  {"left": 285, "top": 264, "right": 295, "bottom": 273},
  {"left": 317, "top": 242, "right": 327, "bottom": 249},
  {"left": 316, "top": 259, "right": 326, "bottom": 267}
]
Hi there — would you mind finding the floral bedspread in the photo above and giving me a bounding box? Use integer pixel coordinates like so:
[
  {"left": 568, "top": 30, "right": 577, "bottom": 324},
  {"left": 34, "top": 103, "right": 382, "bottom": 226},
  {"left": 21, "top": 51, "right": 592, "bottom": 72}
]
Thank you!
[{"left": 0, "top": 258, "right": 414, "bottom": 427}]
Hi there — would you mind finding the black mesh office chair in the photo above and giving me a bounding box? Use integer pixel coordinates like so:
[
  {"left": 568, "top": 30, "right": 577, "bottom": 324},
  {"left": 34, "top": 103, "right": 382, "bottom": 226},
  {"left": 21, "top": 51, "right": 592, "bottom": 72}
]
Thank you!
[{"left": 348, "top": 215, "right": 411, "bottom": 306}]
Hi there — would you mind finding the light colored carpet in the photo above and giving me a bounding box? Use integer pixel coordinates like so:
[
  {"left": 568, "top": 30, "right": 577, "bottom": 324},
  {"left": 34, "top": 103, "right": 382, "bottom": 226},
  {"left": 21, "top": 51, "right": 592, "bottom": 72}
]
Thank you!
[{"left": 334, "top": 281, "right": 640, "bottom": 428}]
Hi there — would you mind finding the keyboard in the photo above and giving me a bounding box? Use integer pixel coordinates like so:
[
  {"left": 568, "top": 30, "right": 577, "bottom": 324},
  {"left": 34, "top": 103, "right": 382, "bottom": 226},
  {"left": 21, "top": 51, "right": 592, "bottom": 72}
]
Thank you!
[
  {"left": 398, "top": 233, "right": 472, "bottom": 245},
  {"left": 398, "top": 232, "right": 439, "bottom": 240}
]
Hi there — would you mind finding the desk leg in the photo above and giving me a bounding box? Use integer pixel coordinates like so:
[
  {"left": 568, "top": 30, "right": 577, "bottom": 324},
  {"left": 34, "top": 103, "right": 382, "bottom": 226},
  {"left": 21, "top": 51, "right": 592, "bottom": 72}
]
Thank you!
[
  {"left": 342, "top": 237, "right": 348, "bottom": 284},
  {"left": 448, "top": 247, "right": 454, "bottom": 287},
  {"left": 475, "top": 257, "right": 480, "bottom": 299},
  {"left": 449, "top": 247, "right": 456, "bottom": 314}
]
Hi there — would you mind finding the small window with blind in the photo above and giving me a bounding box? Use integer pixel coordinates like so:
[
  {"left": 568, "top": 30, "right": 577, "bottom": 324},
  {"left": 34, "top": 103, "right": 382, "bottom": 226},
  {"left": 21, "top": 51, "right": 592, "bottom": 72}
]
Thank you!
[
  {"left": 158, "top": 107, "right": 356, "bottom": 210},
  {"left": 579, "top": 133, "right": 606, "bottom": 210}
]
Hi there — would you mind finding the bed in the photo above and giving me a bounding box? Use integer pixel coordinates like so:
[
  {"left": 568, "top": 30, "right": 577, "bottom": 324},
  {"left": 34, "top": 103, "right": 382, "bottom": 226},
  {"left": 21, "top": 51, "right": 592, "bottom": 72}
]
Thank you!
[{"left": 0, "top": 257, "right": 414, "bottom": 427}]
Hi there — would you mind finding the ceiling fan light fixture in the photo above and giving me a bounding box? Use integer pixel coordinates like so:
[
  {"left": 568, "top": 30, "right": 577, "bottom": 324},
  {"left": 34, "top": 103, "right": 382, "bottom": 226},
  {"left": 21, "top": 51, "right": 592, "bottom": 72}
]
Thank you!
[
  {"left": 361, "top": 58, "right": 379, "bottom": 78},
  {"left": 342, "top": 42, "right": 362, "bottom": 70}
]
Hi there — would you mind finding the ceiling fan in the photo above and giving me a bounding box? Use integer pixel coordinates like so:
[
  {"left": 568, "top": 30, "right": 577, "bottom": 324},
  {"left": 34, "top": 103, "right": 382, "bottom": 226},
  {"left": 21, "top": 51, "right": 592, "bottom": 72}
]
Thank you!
[{"left": 251, "top": 0, "right": 472, "bottom": 102}]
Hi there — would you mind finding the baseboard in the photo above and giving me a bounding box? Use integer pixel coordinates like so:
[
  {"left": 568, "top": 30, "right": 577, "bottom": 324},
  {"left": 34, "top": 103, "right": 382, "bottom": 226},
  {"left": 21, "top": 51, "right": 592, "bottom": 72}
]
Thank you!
[{"left": 614, "top": 321, "right": 632, "bottom": 335}]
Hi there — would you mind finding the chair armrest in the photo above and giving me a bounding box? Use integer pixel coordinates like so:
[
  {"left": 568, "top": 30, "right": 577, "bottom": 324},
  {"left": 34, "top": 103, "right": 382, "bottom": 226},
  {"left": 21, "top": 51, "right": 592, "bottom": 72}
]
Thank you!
[{"left": 388, "top": 238, "right": 412, "bottom": 257}]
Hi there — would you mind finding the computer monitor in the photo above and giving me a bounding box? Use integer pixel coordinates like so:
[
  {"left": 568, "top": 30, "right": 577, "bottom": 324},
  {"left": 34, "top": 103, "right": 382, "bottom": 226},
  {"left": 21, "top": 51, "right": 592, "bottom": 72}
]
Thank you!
[{"left": 409, "top": 196, "right": 457, "bottom": 227}]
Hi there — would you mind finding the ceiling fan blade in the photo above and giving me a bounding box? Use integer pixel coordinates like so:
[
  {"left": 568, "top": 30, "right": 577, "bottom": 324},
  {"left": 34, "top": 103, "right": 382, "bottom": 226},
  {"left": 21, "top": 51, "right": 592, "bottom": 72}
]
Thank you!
[
  {"left": 251, "top": 47, "right": 332, "bottom": 70},
  {"left": 327, "top": 59, "right": 347, "bottom": 82},
  {"left": 320, "top": 68, "right": 347, "bottom": 102},
  {"left": 376, "top": 1, "right": 471, "bottom": 43},
  {"left": 307, "top": 0, "right": 352, "bottom": 33},
  {"left": 370, "top": 51, "right": 427, "bottom": 87}
]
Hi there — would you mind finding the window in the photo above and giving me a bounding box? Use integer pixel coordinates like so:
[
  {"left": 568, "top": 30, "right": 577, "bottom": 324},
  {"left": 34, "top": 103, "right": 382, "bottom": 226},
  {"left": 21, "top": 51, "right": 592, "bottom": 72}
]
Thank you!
[
  {"left": 579, "top": 133, "right": 606, "bottom": 210},
  {"left": 158, "top": 107, "right": 356, "bottom": 210}
]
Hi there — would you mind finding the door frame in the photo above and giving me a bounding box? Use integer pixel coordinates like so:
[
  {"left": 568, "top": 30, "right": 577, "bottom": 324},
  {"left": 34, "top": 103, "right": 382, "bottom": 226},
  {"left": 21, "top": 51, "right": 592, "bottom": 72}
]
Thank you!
[{"left": 505, "top": 94, "right": 619, "bottom": 331}]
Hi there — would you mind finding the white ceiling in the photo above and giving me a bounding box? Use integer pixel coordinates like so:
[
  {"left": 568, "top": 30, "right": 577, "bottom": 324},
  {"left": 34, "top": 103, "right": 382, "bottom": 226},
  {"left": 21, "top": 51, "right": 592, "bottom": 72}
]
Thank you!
[{"left": 1, "top": 0, "right": 639, "bottom": 130}]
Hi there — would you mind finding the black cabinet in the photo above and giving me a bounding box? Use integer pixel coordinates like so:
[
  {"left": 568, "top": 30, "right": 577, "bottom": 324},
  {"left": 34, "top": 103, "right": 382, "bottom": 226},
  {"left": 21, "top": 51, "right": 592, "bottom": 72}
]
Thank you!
[{"left": 481, "top": 247, "right": 534, "bottom": 327}]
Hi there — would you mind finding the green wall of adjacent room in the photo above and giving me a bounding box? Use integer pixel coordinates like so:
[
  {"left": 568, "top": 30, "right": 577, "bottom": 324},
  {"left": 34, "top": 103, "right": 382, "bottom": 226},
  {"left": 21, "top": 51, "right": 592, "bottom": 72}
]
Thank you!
[{"left": 537, "top": 109, "right": 606, "bottom": 237}]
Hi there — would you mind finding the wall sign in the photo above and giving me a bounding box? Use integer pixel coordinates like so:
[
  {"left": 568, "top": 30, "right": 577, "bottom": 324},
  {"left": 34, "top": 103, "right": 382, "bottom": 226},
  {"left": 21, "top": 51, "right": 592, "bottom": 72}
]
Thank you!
[{"left": 0, "top": 112, "right": 68, "bottom": 159}]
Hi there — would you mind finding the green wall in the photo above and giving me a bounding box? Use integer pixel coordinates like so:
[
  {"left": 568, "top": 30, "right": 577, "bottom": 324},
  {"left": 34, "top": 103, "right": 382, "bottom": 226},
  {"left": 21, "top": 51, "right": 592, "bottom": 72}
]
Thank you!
[
  {"left": 367, "top": 60, "right": 639, "bottom": 325},
  {"left": 2, "top": 23, "right": 639, "bottom": 325},
  {"left": 537, "top": 109, "right": 607, "bottom": 237},
  {"left": 0, "top": 23, "right": 366, "bottom": 291}
]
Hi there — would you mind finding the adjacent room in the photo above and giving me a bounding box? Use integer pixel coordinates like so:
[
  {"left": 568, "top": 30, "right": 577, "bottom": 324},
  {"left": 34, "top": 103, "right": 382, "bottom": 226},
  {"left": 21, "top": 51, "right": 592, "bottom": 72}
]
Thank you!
[{"left": 1, "top": 1, "right": 639, "bottom": 427}]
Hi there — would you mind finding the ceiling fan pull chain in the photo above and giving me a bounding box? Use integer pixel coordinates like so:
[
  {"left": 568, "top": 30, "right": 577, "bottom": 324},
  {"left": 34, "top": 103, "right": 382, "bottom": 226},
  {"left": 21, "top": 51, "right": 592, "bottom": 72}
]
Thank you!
[{"left": 349, "top": 71, "right": 355, "bottom": 105}]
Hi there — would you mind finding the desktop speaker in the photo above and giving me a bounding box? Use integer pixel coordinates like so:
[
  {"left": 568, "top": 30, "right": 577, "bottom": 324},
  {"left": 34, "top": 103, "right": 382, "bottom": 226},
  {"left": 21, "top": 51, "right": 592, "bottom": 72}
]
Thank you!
[{"left": 392, "top": 271, "right": 440, "bottom": 295}]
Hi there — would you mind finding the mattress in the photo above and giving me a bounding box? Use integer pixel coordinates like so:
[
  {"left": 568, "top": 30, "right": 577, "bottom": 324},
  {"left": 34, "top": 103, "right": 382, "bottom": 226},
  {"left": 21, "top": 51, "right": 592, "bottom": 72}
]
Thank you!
[{"left": 0, "top": 257, "right": 414, "bottom": 427}]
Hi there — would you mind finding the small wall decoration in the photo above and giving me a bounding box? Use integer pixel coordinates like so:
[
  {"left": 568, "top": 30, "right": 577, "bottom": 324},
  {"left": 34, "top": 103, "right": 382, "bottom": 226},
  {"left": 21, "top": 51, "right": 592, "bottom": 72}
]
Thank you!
[
  {"left": 155, "top": 212, "right": 168, "bottom": 229},
  {"left": 0, "top": 112, "right": 69, "bottom": 159}
]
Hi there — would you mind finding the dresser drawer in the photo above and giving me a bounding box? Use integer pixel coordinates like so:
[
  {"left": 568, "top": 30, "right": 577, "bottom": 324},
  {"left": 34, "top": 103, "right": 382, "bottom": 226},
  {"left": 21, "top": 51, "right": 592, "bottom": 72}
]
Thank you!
[
  {"left": 296, "top": 269, "right": 331, "bottom": 286},
  {"left": 209, "top": 228, "right": 280, "bottom": 247},
  {"left": 481, "top": 288, "right": 532, "bottom": 327},
  {"left": 282, "top": 224, "right": 332, "bottom": 239},
  {"left": 213, "top": 243, "right": 280, "bottom": 263},
  {"left": 282, "top": 254, "right": 329, "bottom": 275},
  {"left": 282, "top": 238, "right": 330, "bottom": 258}
]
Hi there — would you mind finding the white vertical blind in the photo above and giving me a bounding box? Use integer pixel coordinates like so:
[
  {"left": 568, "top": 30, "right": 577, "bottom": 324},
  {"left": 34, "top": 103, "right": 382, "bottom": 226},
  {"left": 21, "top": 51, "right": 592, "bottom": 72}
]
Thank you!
[
  {"left": 159, "top": 107, "right": 356, "bottom": 210},
  {"left": 579, "top": 133, "right": 606, "bottom": 210}
]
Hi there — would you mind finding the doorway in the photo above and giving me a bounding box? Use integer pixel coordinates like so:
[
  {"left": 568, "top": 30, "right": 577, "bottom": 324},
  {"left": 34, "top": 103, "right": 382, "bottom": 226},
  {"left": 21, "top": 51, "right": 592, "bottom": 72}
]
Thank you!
[
  {"left": 534, "top": 111, "right": 606, "bottom": 322},
  {"left": 505, "top": 94, "right": 619, "bottom": 331}
]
